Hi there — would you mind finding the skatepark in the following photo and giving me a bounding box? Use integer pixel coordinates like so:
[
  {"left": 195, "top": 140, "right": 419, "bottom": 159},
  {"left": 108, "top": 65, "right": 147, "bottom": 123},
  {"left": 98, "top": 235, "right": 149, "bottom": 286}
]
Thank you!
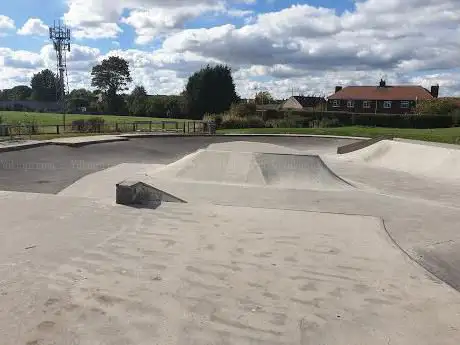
[{"left": 0, "top": 135, "right": 459, "bottom": 344}]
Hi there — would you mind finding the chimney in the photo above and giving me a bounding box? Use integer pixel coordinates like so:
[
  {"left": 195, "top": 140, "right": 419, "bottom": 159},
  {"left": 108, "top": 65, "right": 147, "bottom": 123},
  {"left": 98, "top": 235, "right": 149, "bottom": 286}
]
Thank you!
[
  {"left": 379, "top": 79, "right": 386, "bottom": 87},
  {"left": 431, "top": 85, "right": 439, "bottom": 98},
  {"left": 335, "top": 86, "right": 342, "bottom": 93}
]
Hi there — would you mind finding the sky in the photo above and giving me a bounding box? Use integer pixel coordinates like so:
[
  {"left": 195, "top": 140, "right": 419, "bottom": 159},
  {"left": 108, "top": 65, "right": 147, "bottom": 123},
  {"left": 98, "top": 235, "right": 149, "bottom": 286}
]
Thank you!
[{"left": 0, "top": 0, "right": 459, "bottom": 98}]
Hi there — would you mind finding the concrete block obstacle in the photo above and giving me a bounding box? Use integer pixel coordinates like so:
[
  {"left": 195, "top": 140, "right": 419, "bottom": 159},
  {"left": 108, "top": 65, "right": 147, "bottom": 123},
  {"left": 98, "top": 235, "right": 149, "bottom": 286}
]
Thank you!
[{"left": 116, "top": 180, "right": 186, "bottom": 208}]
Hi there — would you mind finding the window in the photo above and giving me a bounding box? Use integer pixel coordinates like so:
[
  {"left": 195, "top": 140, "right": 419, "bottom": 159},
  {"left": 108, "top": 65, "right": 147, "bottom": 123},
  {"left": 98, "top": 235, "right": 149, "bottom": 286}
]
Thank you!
[
  {"left": 383, "top": 101, "right": 392, "bottom": 109},
  {"left": 332, "top": 100, "right": 340, "bottom": 107},
  {"left": 363, "top": 101, "right": 371, "bottom": 109},
  {"left": 401, "top": 101, "right": 410, "bottom": 109},
  {"left": 347, "top": 100, "right": 355, "bottom": 108}
]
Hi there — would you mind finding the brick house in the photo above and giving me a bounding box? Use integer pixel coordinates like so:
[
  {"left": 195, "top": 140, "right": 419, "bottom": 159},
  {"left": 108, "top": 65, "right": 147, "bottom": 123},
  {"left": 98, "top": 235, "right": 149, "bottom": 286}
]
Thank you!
[
  {"left": 282, "top": 96, "right": 326, "bottom": 111},
  {"left": 327, "top": 79, "right": 439, "bottom": 114}
]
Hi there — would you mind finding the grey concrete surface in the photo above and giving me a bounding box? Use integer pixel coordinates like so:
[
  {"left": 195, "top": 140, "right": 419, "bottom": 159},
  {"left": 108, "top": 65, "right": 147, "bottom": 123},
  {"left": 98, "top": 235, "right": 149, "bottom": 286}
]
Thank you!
[
  {"left": 1, "top": 137, "right": 460, "bottom": 344},
  {"left": 0, "top": 192, "right": 459, "bottom": 345},
  {"left": 0, "top": 136, "right": 357, "bottom": 193}
]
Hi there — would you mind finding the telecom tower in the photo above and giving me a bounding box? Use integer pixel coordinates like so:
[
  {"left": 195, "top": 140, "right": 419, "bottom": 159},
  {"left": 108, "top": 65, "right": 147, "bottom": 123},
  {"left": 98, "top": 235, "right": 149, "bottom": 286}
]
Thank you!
[{"left": 49, "top": 21, "right": 71, "bottom": 125}]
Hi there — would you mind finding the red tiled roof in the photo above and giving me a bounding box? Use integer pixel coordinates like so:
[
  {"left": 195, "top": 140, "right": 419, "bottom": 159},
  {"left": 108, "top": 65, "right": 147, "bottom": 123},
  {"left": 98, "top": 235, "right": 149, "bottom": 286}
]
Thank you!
[{"left": 328, "top": 86, "right": 434, "bottom": 101}]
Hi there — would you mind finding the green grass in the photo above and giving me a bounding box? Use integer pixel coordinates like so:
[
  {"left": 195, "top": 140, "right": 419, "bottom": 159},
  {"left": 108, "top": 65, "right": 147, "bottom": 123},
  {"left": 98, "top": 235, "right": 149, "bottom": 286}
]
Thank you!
[
  {"left": 0, "top": 111, "right": 196, "bottom": 126},
  {"left": 218, "top": 126, "right": 460, "bottom": 145}
]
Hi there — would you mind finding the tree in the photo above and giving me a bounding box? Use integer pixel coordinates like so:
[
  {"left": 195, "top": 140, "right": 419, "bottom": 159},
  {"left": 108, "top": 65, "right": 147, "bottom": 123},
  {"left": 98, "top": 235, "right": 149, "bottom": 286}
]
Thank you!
[
  {"left": 255, "top": 91, "right": 273, "bottom": 105},
  {"left": 68, "top": 88, "right": 97, "bottom": 112},
  {"left": 127, "top": 85, "right": 148, "bottom": 116},
  {"left": 184, "top": 64, "right": 238, "bottom": 119},
  {"left": 9, "top": 85, "right": 32, "bottom": 100},
  {"left": 31, "top": 69, "right": 57, "bottom": 102},
  {"left": 91, "top": 56, "right": 132, "bottom": 113}
]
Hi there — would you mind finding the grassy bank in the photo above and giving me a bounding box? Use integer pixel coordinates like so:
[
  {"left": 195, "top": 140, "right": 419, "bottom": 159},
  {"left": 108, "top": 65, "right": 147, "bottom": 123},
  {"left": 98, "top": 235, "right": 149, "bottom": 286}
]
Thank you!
[
  {"left": 0, "top": 111, "right": 194, "bottom": 125},
  {"left": 218, "top": 127, "right": 460, "bottom": 144}
]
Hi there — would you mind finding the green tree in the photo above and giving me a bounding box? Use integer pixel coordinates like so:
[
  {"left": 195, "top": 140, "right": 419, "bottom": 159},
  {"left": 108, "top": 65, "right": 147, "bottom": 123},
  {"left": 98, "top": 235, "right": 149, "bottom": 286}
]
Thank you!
[
  {"left": 91, "top": 56, "right": 132, "bottom": 113},
  {"left": 127, "top": 85, "right": 148, "bottom": 116},
  {"left": 254, "top": 91, "right": 273, "bottom": 105},
  {"left": 184, "top": 64, "right": 238, "bottom": 119},
  {"left": 10, "top": 85, "right": 32, "bottom": 100},
  {"left": 67, "top": 88, "right": 97, "bottom": 112},
  {"left": 30, "top": 69, "right": 58, "bottom": 102}
]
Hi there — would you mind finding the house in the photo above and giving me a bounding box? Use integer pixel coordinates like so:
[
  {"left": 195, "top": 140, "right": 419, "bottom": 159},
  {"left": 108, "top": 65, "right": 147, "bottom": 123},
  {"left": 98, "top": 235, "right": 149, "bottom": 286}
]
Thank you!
[
  {"left": 327, "top": 79, "right": 438, "bottom": 114},
  {"left": 281, "top": 96, "right": 326, "bottom": 111}
]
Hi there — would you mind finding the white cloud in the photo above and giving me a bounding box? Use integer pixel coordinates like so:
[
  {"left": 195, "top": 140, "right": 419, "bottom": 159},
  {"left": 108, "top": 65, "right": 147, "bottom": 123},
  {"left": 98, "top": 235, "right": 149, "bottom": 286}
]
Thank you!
[
  {"left": 2, "top": 0, "right": 460, "bottom": 98},
  {"left": 17, "top": 18, "right": 49, "bottom": 36},
  {"left": 73, "top": 23, "right": 123, "bottom": 40},
  {"left": 0, "top": 14, "right": 16, "bottom": 34},
  {"left": 227, "top": 9, "right": 254, "bottom": 17},
  {"left": 121, "top": 2, "right": 225, "bottom": 44}
]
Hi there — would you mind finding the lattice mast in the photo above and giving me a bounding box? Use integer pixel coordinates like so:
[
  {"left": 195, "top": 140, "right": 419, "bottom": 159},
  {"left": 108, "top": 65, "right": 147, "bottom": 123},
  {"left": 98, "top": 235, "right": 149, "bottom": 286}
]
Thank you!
[{"left": 49, "top": 21, "right": 71, "bottom": 126}]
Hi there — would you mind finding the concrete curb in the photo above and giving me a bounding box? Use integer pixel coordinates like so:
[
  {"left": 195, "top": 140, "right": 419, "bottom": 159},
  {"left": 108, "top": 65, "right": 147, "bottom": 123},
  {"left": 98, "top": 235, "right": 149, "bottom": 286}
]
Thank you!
[
  {"left": 217, "top": 133, "right": 370, "bottom": 140},
  {"left": 0, "top": 141, "right": 50, "bottom": 153},
  {"left": 49, "top": 137, "right": 130, "bottom": 147}
]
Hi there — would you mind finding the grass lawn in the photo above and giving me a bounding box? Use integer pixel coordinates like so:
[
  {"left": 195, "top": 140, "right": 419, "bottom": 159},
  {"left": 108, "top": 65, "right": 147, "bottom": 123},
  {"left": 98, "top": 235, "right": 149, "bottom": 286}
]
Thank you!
[
  {"left": 0, "top": 111, "right": 196, "bottom": 126},
  {"left": 218, "top": 127, "right": 460, "bottom": 145}
]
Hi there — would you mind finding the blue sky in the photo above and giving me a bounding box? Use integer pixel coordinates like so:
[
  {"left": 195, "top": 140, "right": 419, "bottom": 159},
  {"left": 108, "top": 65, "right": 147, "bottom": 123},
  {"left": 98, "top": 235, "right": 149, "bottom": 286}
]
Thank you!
[
  {"left": 1, "top": 0, "right": 354, "bottom": 53},
  {"left": 0, "top": 0, "right": 459, "bottom": 97}
]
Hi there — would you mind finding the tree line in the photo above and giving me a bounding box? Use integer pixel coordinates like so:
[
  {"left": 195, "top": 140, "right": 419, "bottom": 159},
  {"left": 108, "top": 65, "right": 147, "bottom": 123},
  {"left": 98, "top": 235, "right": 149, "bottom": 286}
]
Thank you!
[{"left": 1, "top": 56, "right": 273, "bottom": 120}]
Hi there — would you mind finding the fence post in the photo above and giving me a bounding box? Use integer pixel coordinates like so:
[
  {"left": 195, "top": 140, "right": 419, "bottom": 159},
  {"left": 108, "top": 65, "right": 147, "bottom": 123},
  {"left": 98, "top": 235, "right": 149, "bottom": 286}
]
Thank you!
[
  {"left": 149, "top": 121, "right": 152, "bottom": 132},
  {"left": 115, "top": 122, "right": 119, "bottom": 132},
  {"left": 183, "top": 122, "right": 186, "bottom": 133},
  {"left": 56, "top": 125, "right": 60, "bottom": 134},
  {"left": 193, "top": 122, "right": 196, "bottom": 133},
  {"left": 162, "top": 121, "right": 165, "bottom": 131},
  {"left": 175, "top": 122, "right": 178, "bottom": 131}
]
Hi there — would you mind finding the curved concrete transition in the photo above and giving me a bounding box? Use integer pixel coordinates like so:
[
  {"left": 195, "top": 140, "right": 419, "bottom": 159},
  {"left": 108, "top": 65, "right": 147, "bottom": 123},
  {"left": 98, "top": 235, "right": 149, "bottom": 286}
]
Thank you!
[
  {"left": 1, "top": 138, "right": 460, "bottom": 344},
  {"left": 152, "top": 149, "right": 353, "bottom": 190},
  {"left": 336, "top": 139, "right": 460, "bottom": 180}
]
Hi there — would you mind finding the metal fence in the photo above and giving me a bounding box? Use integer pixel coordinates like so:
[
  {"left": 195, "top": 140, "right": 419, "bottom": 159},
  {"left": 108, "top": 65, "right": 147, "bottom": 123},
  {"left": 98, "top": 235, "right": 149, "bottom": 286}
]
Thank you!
[{"left": 0, "top": 120, "right": 214, "bottom": 138}]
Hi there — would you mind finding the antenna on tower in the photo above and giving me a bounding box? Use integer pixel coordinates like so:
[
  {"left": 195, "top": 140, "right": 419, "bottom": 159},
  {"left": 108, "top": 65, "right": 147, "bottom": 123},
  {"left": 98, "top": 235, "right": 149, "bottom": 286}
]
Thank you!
[{"left": 49, "top": 20, "right": 71, "bottom": 127}]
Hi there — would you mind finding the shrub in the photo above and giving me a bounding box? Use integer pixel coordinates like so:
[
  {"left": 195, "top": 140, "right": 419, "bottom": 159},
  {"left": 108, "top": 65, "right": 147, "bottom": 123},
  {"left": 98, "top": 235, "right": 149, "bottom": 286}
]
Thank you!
[
  {"left": 415, "top": 98, "right": 460, "bottom": 115},
  {"left": 85, "top": 117, "right": 105, "bottom": 132},
  {"left": 72, "top": 119, "right": 86, "bottom": 132},
  {"left": 203, "top": 113, "right": 222, "bottom": 128},
  {"left": 220, "top": 113, "right": 249, "bottom": 129},
  {"left": 262, "top": 109, "right": 284, "bottom": 121},
  {"left": 450, "top": 108, "right": 460, "bottom": 127},
  {"left": 246, "top": 115, "right": 265, "bottom": 128},
  {"left": 229, "top": 102, "right": 257, "bottom": 117}
]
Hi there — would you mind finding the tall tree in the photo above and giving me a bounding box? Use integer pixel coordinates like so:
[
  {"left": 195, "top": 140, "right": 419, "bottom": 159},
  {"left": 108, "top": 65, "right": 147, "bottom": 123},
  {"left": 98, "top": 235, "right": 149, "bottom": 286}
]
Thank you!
[
  {"left": 127, "top": 85, "right": 148, "bottom": 116},
  {"left": 30, "top": 69, "right": 58, "bottom": 102},
  {"left": 184, "top": 64, "right": 238, "bottom": 119},
  {"left": 254, "top": 91, "right": 273, "bottom": 105},
  {"left": 68, "top": 88, "right": 97, "bottom": 111},
  {"left": 91, "top": 56, "right": 132, "bottom": 114}
]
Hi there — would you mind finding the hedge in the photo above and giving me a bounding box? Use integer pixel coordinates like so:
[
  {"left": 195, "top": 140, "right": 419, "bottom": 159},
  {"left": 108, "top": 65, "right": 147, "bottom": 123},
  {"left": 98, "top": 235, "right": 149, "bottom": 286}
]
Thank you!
[{"left": 255, "top": 110, "right": 458, "bottom": 129}]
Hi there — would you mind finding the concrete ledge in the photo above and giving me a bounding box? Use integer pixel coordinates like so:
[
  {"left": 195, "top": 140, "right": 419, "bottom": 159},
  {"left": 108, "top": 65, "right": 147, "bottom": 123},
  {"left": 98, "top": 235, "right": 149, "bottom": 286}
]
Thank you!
[
  {"left": 116, "top": 180, "right": 187, "bottom": 208},
  {"left": 337, "top": 136, "right": 393, "bottom": 154},
  {"left": 48, "top": 135, "right": 130, "bottom": 147},
  {"left": 0, "top": 141, "right": 50, "bottom": 152}
]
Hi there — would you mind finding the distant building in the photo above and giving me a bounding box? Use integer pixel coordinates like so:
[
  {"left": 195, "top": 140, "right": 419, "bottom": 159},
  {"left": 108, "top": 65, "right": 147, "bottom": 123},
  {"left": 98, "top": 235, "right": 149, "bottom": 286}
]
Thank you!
[
  {"left": 281, "top": 96, "right": 326, "bottom": 111},
  {"left": 327, "top": 79, "right": 439, "bottom": 114}
]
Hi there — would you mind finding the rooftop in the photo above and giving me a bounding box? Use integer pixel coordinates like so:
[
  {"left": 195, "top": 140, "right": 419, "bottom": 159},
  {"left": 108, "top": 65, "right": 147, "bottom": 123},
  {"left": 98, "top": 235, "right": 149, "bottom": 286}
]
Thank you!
[{"left": 328, "top": 85, "right": 435, "bottom": 101}]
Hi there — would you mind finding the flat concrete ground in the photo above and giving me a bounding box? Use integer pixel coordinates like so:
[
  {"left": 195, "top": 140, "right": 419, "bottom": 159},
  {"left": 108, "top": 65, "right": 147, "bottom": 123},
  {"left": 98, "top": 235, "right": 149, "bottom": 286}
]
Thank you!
[
  {"left": 1, "top": 136, "right": 460, "bottom": 344},
  {"left": 0, "top": 136, "right": 355, "bottom": 193}
]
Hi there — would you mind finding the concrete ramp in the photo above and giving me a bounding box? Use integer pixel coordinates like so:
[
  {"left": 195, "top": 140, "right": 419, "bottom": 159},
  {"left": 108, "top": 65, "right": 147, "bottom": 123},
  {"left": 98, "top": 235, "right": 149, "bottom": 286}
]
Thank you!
[
  {"left": 338, "top": 140, "right": 460, "bottom": 180},
  {"left": 153, "top": 149, "right": 353, "bottom": 190}
]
